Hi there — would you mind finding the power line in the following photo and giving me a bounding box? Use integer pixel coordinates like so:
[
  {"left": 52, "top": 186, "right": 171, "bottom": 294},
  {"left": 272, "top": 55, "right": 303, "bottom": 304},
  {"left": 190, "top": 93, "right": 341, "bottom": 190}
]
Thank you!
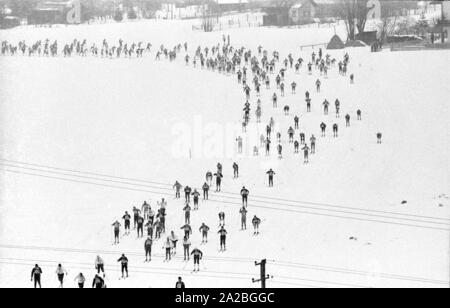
[
  {"left": 2, "top": 167, "right": 449, "bottom": 231},
  {"left": 2, "top": 158, "right": 447, "bottom": 222},
  {"left": 0, "top": 257, "right": 347, "bottom": 288},
  {"left": 1, "top": 243, "right": 447, "bottom": 287},
  {"left": 2, "top": 162, "right": 448, "bottom": 226}
]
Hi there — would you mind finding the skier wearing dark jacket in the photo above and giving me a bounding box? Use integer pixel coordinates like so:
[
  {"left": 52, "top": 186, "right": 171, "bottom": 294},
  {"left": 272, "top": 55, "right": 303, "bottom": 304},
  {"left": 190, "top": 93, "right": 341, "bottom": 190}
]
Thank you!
[
  {"left": 92, "top": 274, "right": 105, "bottom": 288},
  {"left": 184, "top": 186, "right": 192, "bottom": 203},
  {"left": 240, "top": 186, "right": 249, "bottom": 207},
  {"left": 202, "top": 182, "right": 210, "bottom": 200},
  {"left": 145, "top": 236, "right": 153, "bottom": 262},
  {"left": 31, "top": 264, "right": 43, "bottom": 288},
  {"left": 266, "top": 169, "right": 275, "bottom": 187},
  {"left": 214, "top": 172, "right": 223, "bottom": 192},
  {"left": 191, "top": 248, "right": 203, "bottom": 272},
  {"left": 117, "top": 254, "right": 129, "bottom": 278},
  {"left": 218, "top": 226, "right": 228, "bottom": 251},
  {"left": 199, "top": 223, "right": 210, "bottom": 243}
]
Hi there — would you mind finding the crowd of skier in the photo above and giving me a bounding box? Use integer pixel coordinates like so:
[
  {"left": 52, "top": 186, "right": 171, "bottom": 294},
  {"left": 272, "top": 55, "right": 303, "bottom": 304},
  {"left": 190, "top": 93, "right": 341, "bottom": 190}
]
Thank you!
[{"left": 13, "top": 31, "right": 387, "bottom": 288}]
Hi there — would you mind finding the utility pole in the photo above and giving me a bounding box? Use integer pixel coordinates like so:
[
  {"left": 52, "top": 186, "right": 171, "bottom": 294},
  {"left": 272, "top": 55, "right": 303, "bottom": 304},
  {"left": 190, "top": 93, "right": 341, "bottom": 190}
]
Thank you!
[{"left": 252, "top": 259, "right": 271, "bottom": 288}]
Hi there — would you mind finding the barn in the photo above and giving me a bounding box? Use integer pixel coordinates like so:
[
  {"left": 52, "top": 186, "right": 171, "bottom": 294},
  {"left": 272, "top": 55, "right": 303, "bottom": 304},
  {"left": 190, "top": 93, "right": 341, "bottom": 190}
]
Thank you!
[{"left": 28, "top": 1, "right": 71, "bottom": 25}]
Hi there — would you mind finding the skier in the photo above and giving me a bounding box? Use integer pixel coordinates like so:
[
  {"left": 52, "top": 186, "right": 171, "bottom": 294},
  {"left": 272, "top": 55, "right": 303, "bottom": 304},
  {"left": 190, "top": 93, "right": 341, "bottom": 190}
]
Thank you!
[
  {"left": 345, "top": 114, "right": 350, "bottom": 127},
  {"left": 176, "top": 277, "right": 186, "bottom": 288},
  {"left": 121, "top": 211, "right": 131, "bottom": 235},
  {"left": 74, "top": 273, "right": 86, "bottom": 288},
  {"left": 218, "top": 226, "right": 228, "bottom": 252},
  {"left": 202, "top": 182, "right": 210, "bottom": 200},
  {"left": 265, "top": 137, "right": 271, "bottom": 156},
  {"left": 335, "top": 99, "right": 340, "bottom": 118},
  {"left": 310, "top": 135, "right": 316, "bottom": 154},
  {"left": 320, "top": 122, "right": 327, "bottom": 137},
  {"left": 272, "top": 93, "right": 278, "bottom": 108},
  {"left": 214, "top": 171, "right": 223, "bottom": 192},
  {"left": 173, "top": 181, "right": 182, "bottom": 199},
  {"left": 154, "top": 219, "right": 163, "bottom": 240},
  {"left": 183, "top": 235, "right": 191, "bottom": 261},
  {"left": 141, "top": 201, "right": 150, "bottom": 220},
  {"left": 256, "top": 106, "right": 262, "bottom": 123},
  {"left": 218, "top": 212, "right": 225, "bottom": 226},
  {"left": 112, "top": 220, "right": 121, "bottom": 244},
  {"left": 145, "top": 220, "right": 154, "bottom": 239},
  {"left": 145, "top": 236, "right": 152, "bottom": 262},
  {"left": 137, "top": 215, "right": 145, "bottom": 238},
  {"left": 316, "top": 79, "right": 321, "bottom": 92},
  {"left": 158, "top": 197, "right": 167, "bottom": 212},
  {"left": 117, "top": 254, "right": 129, "bottom": 279},
  {"left": 294, "top": 140, "right": 300, "bottom": 153},
  {"left": 302, "top": 144, "right": 310, "bottom": 164},
  {"left": 184, "top": 185, "right": 192, "bottom": 203},
  {"left": 180, "top": 224, "right": 192, "bottom": 239},
  {"left": 92, "top": 274, "right": 105, "bottom": 288},
  {"left": 191, "top": 248, "right": 203, "bottom": 272},
  {"left": 323, "top": 99, "right": 330, "bottom": 115},
  {"left": 233, "top": 162, "right": 239, "bottom": 178},
  {"left": 163, "top": 237, "right": 174, "bottom": 261},
  {"left": 288, "top": 127, "right": 295, "bottom": 143},
  {"left": 377, "top": 132, "right": 382, "bottom": 144},
  {"left": 199, "top": 223, "right": 210, "bottom": 243},
  {"left": 240, "top": 206, "right": 248, "bottom": 230},
  {"left": 169, "top": 231, "right": 178, "bottom": 256},
  {"left": 55, "top": 264, "right": 68, "bottom": 288},
  {"left": 192, "top": 189, "right": 201, "bottom": 210},
  {"left": 294, "top": 116, "right": 299, "bottom": 129},
  {"left": 132, "top": 206, "right": 140, "bottom": 229},
  {"left": 183, "top": 203, "right": 192, "bottom": 225},
  {"left": 300, "top": 132, "right": 306, "bottom": 145},
  {"left": 277, "top": 144, "right": 283, "bottom": 159},
  {"left": 31, "top": 264, "right": 42, "bottom": 288},
  {"left": 95, "top": 255, "right": 105, "bottom": 276},
  {"left": 240, "top": 186, "right": 249, "bottom": 207},
  {"left": 333, "top": 123, "right": 338, "bottom": 138},
  {"left": 252, "top": 215, "right": 261, "bottom": 235},
  {"left": 357, "top": 109, "right": 362, "bottom": 121},
  {"left": 148, "top": 208, "right": 156, "bottom": 225},
  {"left": 306, "top": 97, "right": 311, "bottom": 112},
  {"left": 206, "top": 171, "right": 213, "bottom": 185},
  {"left": 266, "top": 169, "right": 275, "bottom": 187}
]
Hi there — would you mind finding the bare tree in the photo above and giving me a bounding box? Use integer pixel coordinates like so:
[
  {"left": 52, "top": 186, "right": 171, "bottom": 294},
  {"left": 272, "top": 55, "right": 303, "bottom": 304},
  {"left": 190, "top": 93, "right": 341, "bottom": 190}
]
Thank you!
[
  {"left": 376, "top": 15, "right": 397, "bottom": 45},
  {"left": 339, "top": 0, "right": 370, "bottom": 41}
]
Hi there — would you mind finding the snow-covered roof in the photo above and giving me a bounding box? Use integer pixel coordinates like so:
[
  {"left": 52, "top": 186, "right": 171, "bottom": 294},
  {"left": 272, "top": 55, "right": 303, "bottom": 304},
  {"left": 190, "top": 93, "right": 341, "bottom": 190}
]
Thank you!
[
  {"left": 217, "top": 0, "right": 249, "bottom": 4},
  {"left": 290, "top": 0, "right": 336, "bottom": 9},
  {"left": 313, "top": 0, "right": 337, "bottom": 5}
]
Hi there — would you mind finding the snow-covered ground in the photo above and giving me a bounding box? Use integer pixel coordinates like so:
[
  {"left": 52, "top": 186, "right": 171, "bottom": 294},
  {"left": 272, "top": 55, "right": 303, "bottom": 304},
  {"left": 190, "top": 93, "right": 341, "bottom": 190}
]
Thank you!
[{"left": 0, "top": 19, "right": 449, "bottom": 288}]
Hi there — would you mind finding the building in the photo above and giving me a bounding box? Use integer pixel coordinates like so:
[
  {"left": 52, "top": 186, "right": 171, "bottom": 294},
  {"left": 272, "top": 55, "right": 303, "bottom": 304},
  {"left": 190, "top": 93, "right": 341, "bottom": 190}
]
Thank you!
[
  {"left": 28, "top": 1, "right": 71, "bottom": 25},
  {"left": 430, "top": 0, "right": 450, "bottom": 42},
  {"left": 0, "top": 15, "right": 21, "bottom": 29},
  {"left": 216, "top": 0, "right": 249, "bottom": 12},
  {"left": 156, "top": 1, "right": 207, "bottom": 19},
  {"left": 289, "top": 0, "right": 316, "bottom": 24},
  {"left": 263, "top": 0, "right": 339, "bottom": 26}
]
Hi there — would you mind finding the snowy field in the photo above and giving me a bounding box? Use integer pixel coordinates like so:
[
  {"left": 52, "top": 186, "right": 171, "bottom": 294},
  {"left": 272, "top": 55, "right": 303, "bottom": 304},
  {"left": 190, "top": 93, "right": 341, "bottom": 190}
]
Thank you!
[{"left": 0, "top": 19, "right": 449, "bottom": 288}]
